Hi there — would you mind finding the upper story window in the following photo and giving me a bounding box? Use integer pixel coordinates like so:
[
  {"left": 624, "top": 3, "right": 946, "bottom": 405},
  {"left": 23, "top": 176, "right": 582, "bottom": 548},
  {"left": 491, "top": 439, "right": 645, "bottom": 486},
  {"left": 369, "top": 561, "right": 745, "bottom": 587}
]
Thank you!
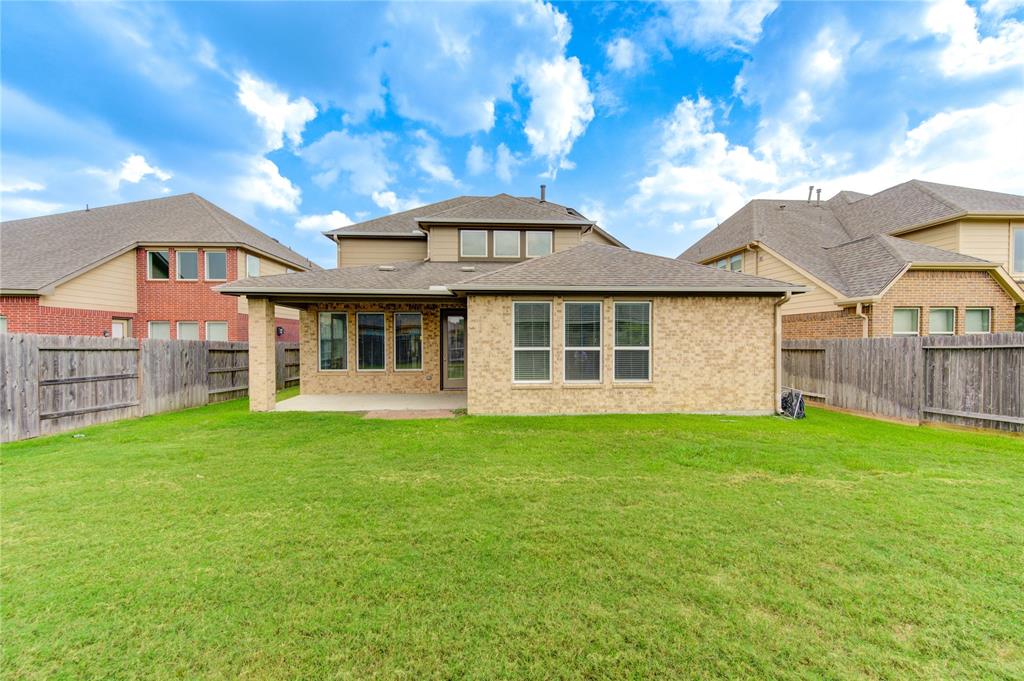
[
  {"left": 147, "top": 250, "right": 170, "bottom": 280},
  {"left": 246, "top": 254, "right": 260, "bottom": 278},
  {"left": 1013, "top": 226, "right": 1024, "bottom": 274},
  {"left": 526, "top": 231, "right": 553, "bottom": 258},
  {"left": 714, "top": 254, "right": 743, "bottom": 272},
  {"left": 205, "top": 251, "right": 227, "bottom": 281},
  {"left": 176, "top": 250, "right": 198, "bottom": 280},
  {"left": 460, "top": 230, "right": 488, "bottom": 258},
  {"left": 493, "top": 230, "right": 520, "bottom": 258}
]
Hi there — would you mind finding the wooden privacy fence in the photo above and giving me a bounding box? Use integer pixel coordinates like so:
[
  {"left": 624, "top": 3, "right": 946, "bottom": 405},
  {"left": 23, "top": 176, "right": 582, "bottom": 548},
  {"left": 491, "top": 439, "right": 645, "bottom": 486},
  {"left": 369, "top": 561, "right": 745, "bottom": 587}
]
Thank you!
[
  {"left": 1, "top": 334, "right": 300, "bottom": 442},
  {"left": 783, "top": 332, "right": 1024, "bottom": 432}
]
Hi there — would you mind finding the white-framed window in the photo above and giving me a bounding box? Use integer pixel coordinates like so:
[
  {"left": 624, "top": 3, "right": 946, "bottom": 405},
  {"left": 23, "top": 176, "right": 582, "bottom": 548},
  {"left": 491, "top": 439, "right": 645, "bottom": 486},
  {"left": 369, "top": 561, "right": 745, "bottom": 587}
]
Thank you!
[
  {"left": 892, "top": 307, "right": 920, "bottom": 336},
  {"left": 205, "top": 321, "right": 229, "bottom": 341},
  {"left": 147, "top": 250, "right": 170, "bottom": 280},
  {"left": 965, "top": 308, "right": 991, "bottom": 334},
  {"left": 729, "top": 254, "right": 743, "bottom": 272},
  {"left": 493, "top": 230, "right": 520, "bottom": 258},
  {"left": 614, "top": 301, "right": 650, "bottom": 381},
  {"left": 176, "top": 321, "right": 200, "bottom": 340},
  {"left": 928, "top": 307, "right": 955, "bottom": 335},
  {"left": 148, "top": 321, "right": 171, "bottom": 339},
  {"left": 318, "top": 312, "right": 347, "bottom": 371},
  {"left": 564, "top": 301, "right": 601, "bottom": 382},
  {"left": 176, "top": 250, "right": 199, "bottom": 280},
  {"left": 525, "top": 231, "right": 553, "bottom": 258},
  {"left": 460, "top": 230, "right": 488, "bottom": 258},
  {"left": 394, "top": 312, "right": 423, "bottom": 371},
  {"left": 246, "top": 254, "right": 261, "bottom": 278},
  {"left": 357, "top": 312, "right": 386, "bottom": 371},
  {"left": 0, "top": 315, "right": 8, "bottom": 333},
  {"left": 205, "top": 251, "right": 227, "bottom": 281},
  {"left": 513, "top": 301, "right": 551, "bottom": 382},
  {"left": 715, "top": 259, "right": 727, "bottom": 269},
  {"left": 1013, "top": 226, "right": 1024, "bottom": 274}
]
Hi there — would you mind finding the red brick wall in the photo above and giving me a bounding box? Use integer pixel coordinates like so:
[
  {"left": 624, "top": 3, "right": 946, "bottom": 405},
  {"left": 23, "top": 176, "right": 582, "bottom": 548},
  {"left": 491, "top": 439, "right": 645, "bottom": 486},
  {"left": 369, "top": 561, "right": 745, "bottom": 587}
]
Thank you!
[
  {"left": 0, "top": 296, "right": 134, "bottom": 336},
  {"left": 871, "top": 270, "right": 1016, "bottom": 336},
  {"left": 782, "top": 308, "right": 869, "bottom": 340}
]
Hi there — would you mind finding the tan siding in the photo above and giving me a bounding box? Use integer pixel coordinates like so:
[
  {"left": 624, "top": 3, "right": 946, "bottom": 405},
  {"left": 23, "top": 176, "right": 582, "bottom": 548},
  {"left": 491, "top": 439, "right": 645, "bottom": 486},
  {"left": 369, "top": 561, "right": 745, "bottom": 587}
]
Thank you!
[
  {"left": 429, "top": 227, "right": 459, "bottom": 261},
  {"left": 40, "top": 250, "right": 137, "bottom": 312},
  {"left": 743, "top": 249, "right": 757, "bottom": 273},
  {"left": 237, "top": 295, "right": 299, "bottom": 320},
  {"left": 901, "top": 222, "right": 958, "bottom": 252},
  {"left": 553, "top": 228, "right": 581, "bottom": 252},
  {"left": 235, "top": 253, "right": 297, "bottom": 319},
  {"left": 339, "top": 238, "right": 427, "bottom": 268},
  {"left": 957, "top": 219, "right": 1011, "bottom": 271},
  {"left": 581, "top": 229, "right": 616, "bottom": 246},
  {"left": 755, "top": 249, "right": 840, "bottom": 314},
  {"left": 467, "top": 295, "right": 777, "bottom": 415}
]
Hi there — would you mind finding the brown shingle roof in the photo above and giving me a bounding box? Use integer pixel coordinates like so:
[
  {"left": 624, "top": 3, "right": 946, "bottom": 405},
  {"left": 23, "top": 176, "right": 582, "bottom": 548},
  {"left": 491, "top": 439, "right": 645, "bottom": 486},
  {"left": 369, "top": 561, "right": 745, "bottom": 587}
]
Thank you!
[{"left": 1, "top": 193, "right": 317, "bottom": 292}]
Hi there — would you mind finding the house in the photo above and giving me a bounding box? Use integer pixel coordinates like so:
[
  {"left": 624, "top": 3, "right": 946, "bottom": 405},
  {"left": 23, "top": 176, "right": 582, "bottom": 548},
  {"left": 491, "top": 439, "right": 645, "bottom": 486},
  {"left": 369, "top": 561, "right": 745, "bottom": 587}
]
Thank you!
[
  {"left": 678, "top": 180, "right": 1024, "bottom": 339},
  {"left": 217, "top": 191, "right": 807, "bottom": 416},
  {"left": 0, "top": 194, "right": 317, "bottom": 341}
]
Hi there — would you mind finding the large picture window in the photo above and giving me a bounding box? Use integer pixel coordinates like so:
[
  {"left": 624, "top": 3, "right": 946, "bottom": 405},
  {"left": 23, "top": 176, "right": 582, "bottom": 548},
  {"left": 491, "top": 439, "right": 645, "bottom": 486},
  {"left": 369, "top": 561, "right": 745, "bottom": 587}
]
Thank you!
[
  {"left": 147, "top": 250, "right": 169, "bottom": 280},
  {"left": 394, "top": 312, "right": 423, "bottom": 371},
  {"left": 614, "top": 302, "right": 650, "bottom": 381},
  {"left": 460, "top": 230, "right": 487, "bottom": 258},
  {"left": 205, "top": 251, "right": 227, "bottom": 280},
  {"left": 357, "top": 313, "right": 386, "bottom": 371},
  {"left": 564, "top": 302, "right": 601, "bottom": 382},
  {"left": 525, "top": 231, "right": 553, "bottom": 258},
  {"left": 893, "top": 307, "right": 920, "bottom": 336},
  {"left": 318, "top": 312, "right": 347, "bottom": 370},
  {"left": 513, "top": 301, "right": 551, "bottom": 382},
  {"left": 176, "top": 250, "right": 198, "bottom": 280}
]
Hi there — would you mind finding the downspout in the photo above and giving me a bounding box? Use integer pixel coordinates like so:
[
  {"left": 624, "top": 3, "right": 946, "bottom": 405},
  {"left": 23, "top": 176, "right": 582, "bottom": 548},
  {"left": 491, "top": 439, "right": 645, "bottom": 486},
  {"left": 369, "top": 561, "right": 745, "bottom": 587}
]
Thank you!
[
  {"left": 774, "top": 292, "right": 792, "bottom": 414},
  {"left": 855, "top": 302, "right": 869, "bottom": 338}
]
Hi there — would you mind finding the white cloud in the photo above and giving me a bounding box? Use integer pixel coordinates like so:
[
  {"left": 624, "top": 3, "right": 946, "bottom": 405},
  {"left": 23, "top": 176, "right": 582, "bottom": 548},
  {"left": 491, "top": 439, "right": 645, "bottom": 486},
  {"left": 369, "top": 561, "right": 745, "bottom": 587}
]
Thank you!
[
  {"left": 495, "top": 143, "right": 517, "bottom": 183},
  {"left": 663, "top": 0, "right": 779, "bottom": 52},
  {"left": 301, "top": 130, "right": 393, "bottom": 195},
  {"left": 236, "top": 72, "right": 317, "bottom": 151},
  {"left": 0, "top": 197, "right": 65, "bottom": 221},
  {"left": 412, "top": 130, "right": 457, "bottom": 184},
  {"left": 523, "top": 55, "right": 594, "bottom": 175},
  {"left": 466, "top": 144, "right": 491, "bottom": 175},
  {"left": 295, "top": 210, "right": 354, "bottom": 231},
  {"left": 606, "top": 37, "right": 639, "bottom": 71},
  {"left": 925, "top": 0, "right": 1024, "bottom": 76},
  {"left": 1, "top": 180, "right": 45, "bottom": 193},
  {"left": 85, "top": 154, "right": 173, "bottom": 190},
  {"left": 980, "top": 0, "right": 1024, "bottom": 18},
  {"left": 371, "top": 190, "right": 421, "bottom": 214},
  {"left": 234, "top": 158, "right": 301, "bottom": 213}
]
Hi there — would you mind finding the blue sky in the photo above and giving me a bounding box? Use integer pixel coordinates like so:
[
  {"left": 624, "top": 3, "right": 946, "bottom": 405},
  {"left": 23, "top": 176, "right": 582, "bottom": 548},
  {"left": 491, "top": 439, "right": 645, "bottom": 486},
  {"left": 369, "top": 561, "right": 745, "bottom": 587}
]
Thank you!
[{"left": 2, "top": 1, "right": 1022, "bottom": 266}]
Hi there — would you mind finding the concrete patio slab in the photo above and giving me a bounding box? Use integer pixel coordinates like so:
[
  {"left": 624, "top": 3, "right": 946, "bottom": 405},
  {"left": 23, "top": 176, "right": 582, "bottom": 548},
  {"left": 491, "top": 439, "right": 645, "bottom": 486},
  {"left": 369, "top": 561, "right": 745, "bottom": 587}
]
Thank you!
[
  {"left": 363, "top": 409, "right": 457, "bottom": 420},
  {"left": 275, "top": 392, "right": 467, "bottom": 413}
]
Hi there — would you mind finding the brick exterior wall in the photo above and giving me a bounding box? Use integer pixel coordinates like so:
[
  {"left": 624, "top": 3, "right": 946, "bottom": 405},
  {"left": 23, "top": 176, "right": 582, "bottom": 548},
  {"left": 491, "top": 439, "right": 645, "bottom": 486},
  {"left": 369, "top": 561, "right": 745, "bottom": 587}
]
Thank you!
[
  {"left": 869, "top": 270, "right": 1016, "bottom": 336},
  {"left": 298, "top": 301, "right": 465, "bottom": 394},
  {"left": 783, "top": 308, "right": 870, "bottom": 340},
  {"left": 1, "top": 247, "right": 299, "bottom": 340},
  {"left": 0, "top": 296, "right": 134, "bottom": 336},
  {"left": 467, "top": 295, "right": 778, "bottom": 416}
]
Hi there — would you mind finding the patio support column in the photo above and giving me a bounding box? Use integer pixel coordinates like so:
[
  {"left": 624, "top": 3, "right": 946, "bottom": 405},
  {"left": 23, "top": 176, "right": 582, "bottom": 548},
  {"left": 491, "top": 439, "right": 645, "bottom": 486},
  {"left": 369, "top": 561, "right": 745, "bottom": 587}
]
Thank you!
[{"left": 248, "top": 297, "right": 277, "bottom": 412}]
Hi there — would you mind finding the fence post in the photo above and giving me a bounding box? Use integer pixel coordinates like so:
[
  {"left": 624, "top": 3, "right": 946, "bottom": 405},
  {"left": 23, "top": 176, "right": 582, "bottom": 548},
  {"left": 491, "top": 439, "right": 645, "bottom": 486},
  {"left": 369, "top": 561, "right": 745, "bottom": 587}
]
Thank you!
[{"left": 915, "top": 339, "right": 926, "bottom": 423}]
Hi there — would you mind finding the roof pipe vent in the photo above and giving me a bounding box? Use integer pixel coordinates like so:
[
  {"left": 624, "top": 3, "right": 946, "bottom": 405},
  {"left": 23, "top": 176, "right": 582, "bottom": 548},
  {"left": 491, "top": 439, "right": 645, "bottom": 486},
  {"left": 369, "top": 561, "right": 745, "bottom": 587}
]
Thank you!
[
  {"left": 377, "top": 264, "right": 396, "bottom": 271},
  {"left": 460, "top": 265, "right": 476, "bottom": 272},
  {"left": 816, "top": 188, "right": 822, "bottom": 206},
  {"left": 807, "top": 186, "right": 814, "bottom": 203},
  {"left": 540, "top": 184, "right": 547, "bottom": 203}
]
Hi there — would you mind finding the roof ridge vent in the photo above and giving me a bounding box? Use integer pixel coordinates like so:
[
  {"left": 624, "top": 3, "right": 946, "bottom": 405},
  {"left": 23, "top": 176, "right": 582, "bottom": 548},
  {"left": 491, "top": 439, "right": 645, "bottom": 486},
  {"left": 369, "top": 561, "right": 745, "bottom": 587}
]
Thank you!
[{"left": 377, "top": 264, "right": 396, "bottom": 271}]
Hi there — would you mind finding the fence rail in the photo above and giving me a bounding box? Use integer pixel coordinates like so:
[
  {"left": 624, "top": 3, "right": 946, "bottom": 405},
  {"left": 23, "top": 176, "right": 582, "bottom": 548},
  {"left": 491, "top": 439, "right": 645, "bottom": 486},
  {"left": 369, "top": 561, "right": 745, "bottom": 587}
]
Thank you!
[
  {"left": 1, "top": 334, "right": 299, "bottom": 442},
  {"left": 782, "top": 332, "right": 1023, "bottom": 432}
]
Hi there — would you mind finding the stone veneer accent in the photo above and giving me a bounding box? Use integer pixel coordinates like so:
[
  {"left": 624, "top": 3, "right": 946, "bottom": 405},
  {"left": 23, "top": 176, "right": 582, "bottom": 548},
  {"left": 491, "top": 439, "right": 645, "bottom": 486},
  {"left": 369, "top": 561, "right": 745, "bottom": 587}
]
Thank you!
[
  {"left": 466, "top": 295, "right": 778, "bottom": 416},
  {"left": 299, "top": 301, "right": 465, "bottom": 394},
  {"left": 248, "top": 297, "right": 278, "bottom": 411},
  {"left": 869, "top": 270, "right": 1016, "bottom": 336}
]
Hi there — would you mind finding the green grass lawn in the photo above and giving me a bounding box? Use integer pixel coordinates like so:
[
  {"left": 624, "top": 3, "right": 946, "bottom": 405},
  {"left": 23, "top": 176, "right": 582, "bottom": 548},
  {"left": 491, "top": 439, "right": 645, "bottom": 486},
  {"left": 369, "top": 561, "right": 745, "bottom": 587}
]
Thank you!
[{"left": 3, "top": 399, "right": 1022, "bottom": 679}]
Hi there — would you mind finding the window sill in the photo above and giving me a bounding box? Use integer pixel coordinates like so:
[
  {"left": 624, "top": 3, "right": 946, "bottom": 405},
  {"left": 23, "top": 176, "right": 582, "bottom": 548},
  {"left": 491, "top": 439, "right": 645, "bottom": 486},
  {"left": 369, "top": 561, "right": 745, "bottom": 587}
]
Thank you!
[
  {"left": 610, "top": 382, "right": 655, "bottom": 389},
  {"left": 562, "top": 382, "right": 604, "bottom": 389},
  {"left": 512, "top": 383, "right": 554, "bottom": 390}
]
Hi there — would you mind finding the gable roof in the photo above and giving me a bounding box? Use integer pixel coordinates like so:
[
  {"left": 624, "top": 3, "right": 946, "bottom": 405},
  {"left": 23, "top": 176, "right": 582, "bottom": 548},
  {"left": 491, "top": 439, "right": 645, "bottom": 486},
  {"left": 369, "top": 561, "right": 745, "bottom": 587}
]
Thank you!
[
  {"left": 324, "top": 193, "right": 600, "bottom": 238},
  {"left": 452, "top": 243, "right": 806, "bottom": 294},
  {"left": 1, "top": 193, "right": 317, "bottom": 292},
  {"left": 678, "top": 179, "right": 1023, "bottom": 300}
]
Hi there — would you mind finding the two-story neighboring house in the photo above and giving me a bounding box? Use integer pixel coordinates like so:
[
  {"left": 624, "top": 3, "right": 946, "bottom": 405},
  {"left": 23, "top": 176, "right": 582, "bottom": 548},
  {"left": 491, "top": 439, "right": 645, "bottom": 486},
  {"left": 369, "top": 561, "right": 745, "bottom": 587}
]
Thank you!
[
  {"left": 678, "top": 180, "right": 1024, "bottom": 339},
  {"left": 0, "top": 194, "right": 317, "bottom": 341},
  {"left": 218, "top": 190, "right": 808, "bottom": 416}
]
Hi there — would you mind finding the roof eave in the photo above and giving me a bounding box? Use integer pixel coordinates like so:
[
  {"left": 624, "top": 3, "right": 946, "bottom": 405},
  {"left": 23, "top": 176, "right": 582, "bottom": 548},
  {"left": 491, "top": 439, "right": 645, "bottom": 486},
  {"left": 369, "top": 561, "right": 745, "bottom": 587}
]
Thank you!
[
  {"left": 413, "top": 218, "right": 594, "bottom": 226},
  {"left": 450, "top": 284, "right": 809, "bottom": 295},
  {"left": 214, "top": 287, "right": 456, "bottom": 298},
  {"left": 326, "top": 231, "right": 426, "bottom": 239}
]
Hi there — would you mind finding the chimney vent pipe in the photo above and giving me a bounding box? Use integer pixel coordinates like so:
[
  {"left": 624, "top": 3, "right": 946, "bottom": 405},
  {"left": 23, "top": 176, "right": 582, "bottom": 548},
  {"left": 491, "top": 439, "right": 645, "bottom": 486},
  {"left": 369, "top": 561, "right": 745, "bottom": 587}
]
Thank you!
[
  {"left": 540, "top": 184, "right": 547, "bottom": 202},
  {"left": 807, "top": 186, "right": 814, "bottom": 203},
  {"left": 816, "top": 188, "right": 822, "bottom": 206}
]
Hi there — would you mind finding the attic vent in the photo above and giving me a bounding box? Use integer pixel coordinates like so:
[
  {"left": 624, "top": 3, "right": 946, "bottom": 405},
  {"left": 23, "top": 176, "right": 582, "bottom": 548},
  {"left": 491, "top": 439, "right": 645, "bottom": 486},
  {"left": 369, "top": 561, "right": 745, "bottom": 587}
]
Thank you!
[
  {"left": 460, "top": 265, "right": 476, "bottom": 272},
  {"left": 377, "top": 265, "right": 396, "bottom": 271}
]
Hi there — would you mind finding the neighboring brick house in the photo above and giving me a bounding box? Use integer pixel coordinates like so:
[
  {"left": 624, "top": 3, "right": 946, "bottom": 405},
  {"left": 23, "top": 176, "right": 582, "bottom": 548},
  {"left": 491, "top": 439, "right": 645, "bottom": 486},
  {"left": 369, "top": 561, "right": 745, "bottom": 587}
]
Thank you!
[
  {"left": 217, "top": 191, "right": 806, "bottom": 416},
  {"left": 677, "top": 180, "right": 1024, "bottom": 340},
  {"left": 0, "top": 194, "right": 317, "bottom": 341}
]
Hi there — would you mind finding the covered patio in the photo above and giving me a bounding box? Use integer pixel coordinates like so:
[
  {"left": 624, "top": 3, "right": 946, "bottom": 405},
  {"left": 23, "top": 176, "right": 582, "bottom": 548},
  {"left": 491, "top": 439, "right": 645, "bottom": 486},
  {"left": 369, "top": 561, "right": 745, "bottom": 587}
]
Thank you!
[{"left": 275, "top": 392, "right": 467, "bottom": 413}]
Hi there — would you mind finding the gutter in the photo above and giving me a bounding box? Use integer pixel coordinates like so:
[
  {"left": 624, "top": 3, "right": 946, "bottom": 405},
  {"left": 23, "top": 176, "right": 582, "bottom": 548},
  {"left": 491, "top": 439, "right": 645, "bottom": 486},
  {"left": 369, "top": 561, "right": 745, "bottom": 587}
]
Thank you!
[
  {"left": 451, "top": 284, "right": 809, "bottom": 294},
  {"left": 414, "top": 218, "right": 595, "bottom": 226},
  {"left": 774, "top": 292, "right": 791, "bottom": 415},
  {"left": 326, "top": 231, "right": 426, "bottom": 239}
]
